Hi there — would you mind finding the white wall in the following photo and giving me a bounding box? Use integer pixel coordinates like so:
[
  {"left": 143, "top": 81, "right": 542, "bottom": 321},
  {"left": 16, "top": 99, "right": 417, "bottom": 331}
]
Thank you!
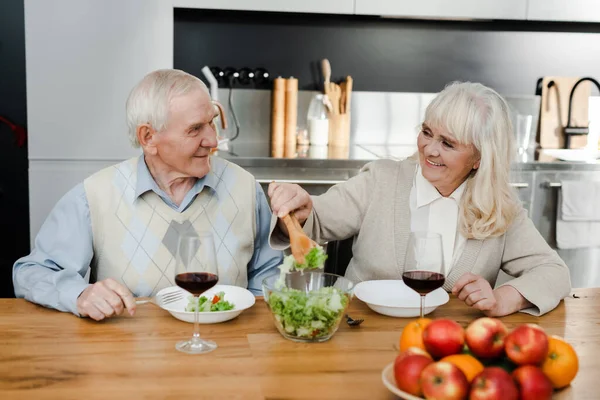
[{"left": 25, "top": 0, "right": 173, "bottom": 243}]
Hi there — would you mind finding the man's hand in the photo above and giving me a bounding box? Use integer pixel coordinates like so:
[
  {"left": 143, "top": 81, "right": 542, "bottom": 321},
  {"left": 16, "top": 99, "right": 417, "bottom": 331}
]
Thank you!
[
  {"left": 268, "top": 182, "right": 313, "bottom": 234},
  {"left": 451, "top": 273, "right": 500, "bottom": 315},
  {"left": 76, "top": 278, "right": 136, "bottom": 321}
]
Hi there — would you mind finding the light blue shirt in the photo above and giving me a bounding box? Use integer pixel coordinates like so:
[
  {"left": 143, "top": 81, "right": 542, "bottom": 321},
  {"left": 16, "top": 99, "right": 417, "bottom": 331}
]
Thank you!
[{"left": 13, "top": 157, "right": 283, "bottom": 315}]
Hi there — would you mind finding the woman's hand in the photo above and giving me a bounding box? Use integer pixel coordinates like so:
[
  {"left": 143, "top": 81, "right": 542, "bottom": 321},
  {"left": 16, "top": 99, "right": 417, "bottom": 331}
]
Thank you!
[
  {"left": 268, "top": 182, "right": 313, "bottom": 223},
  {"left": 452, "top": 273, "right": 532, "bottom": 317},
  {"left": 452, "top": 273, "right": 500, "bottom": 316}
]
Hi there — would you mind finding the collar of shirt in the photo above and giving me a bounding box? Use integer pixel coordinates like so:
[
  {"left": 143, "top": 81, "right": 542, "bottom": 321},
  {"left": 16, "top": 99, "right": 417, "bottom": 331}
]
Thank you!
[
  {"left": 415, "top": 165, "right": 466, "bottom": 208},
  {"left": 134, "top": 156, "right": 218, "bottom": 211}
]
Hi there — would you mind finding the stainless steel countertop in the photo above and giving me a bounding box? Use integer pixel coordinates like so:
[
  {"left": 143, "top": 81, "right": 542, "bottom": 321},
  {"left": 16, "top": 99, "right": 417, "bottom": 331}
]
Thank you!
[{"left": 217, "top": 143, "right": 600, "bottom": 177}]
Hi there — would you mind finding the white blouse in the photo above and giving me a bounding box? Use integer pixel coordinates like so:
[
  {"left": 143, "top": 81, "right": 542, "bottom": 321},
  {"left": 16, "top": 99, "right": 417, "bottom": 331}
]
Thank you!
[{"left": 409, "top": 166, "right": 467, "bottom": 273}]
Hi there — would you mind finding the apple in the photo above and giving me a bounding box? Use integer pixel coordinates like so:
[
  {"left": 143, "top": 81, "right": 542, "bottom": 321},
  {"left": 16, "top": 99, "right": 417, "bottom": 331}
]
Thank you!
[
  {"left": 396, "top": 346, "right": 433, "bottom": 363},
  {"left": 422, "top": 319, "right": 465, "bottom": 359},
  {"left": 505, "top": 324, "right": 549, "bottom": 365},
  {"left": 465, "top": 317, "right": 508, "bottom": 359},
  {"left": 512, "top": 365, "right": 553, "bottom": 400},
  {"left": 393, "top": 354, "right": 433, "bottom": 397},
  {"left": 420, "top": 361, "right": 470, "bottom": 400},
  {"left": 470, "top": 367, "right": 519, "bottom": 400}
]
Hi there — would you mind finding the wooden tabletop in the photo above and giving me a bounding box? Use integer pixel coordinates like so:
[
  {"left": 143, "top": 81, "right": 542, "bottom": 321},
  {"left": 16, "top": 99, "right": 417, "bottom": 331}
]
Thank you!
[{"left": 1, "top": 288, "right": 598, "bottom": 400}]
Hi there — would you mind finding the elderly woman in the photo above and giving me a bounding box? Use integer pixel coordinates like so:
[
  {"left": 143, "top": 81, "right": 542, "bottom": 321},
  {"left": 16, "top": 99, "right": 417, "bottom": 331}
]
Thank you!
[
  {"left": 13, "top": 69, "right": 282, "bottom": 321},
  {"left": 269, "top": 81, "right": 571, "bottom": 317}
]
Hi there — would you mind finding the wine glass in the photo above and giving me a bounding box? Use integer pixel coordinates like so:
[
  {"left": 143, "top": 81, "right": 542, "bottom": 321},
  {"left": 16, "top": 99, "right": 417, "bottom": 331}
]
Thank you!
[
  {"left": 174, "top": 232, "right": 219, "bottom": 354},
  {"left": 403, "top": 231, "right": 446, "bottom": 318}
]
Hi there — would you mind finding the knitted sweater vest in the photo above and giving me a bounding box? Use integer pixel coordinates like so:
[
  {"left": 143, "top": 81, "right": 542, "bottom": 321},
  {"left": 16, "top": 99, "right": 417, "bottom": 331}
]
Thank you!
[{"left": 83, "top": 156, "right": 256, "bottom": 296}]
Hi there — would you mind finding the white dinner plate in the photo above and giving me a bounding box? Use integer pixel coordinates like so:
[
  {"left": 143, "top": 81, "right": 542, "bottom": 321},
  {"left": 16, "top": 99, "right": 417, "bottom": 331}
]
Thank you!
[
  {"left": 354, "top": 279, "right": 449, "bottom": 318},
  {"left": 381, "top": 362, "right": 425, "bottom": 400},
  {"left": 158, "top": 285, "right": 255, "bottom": 324}
]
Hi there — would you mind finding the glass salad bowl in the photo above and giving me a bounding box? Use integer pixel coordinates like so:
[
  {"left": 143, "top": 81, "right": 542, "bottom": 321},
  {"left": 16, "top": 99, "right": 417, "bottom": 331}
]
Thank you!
[{"left": 262, "top": 271, "right": 356, "bottom": 343}]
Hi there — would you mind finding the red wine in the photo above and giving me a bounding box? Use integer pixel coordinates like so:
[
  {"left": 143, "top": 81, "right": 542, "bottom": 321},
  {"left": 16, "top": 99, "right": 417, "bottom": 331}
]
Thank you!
[
  {"left": 403, "top": 271, "right": 445, "bottom": 295},
  {"left": 175, "top": 272, "right": 218, "bottom": 296}
]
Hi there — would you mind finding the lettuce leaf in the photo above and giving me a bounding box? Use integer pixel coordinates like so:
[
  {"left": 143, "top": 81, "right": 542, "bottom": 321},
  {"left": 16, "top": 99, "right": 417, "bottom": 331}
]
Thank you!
[
  {"left": 185, "top": 291, "right": 235, "bottom": 312},
  {"left": 294, "top": 246, "right": 328, "bottom": 270}
]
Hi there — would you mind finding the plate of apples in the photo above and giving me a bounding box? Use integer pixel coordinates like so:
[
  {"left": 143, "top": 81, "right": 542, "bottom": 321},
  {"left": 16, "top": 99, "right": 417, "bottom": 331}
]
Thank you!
[{"left": 382, "top": 318, "right": 579, "bottom": 400}]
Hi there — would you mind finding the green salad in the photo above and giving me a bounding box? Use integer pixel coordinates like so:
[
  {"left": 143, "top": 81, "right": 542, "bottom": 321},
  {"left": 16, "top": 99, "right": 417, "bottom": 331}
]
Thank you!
[
  {"left": 275, "top": 247, "right": 328, "bottom": 287},
  {"left": 293, "top": 246, "right": 328, "bottom": 270},
  {"left": 185, "top": 291, "right": 235, "bottom": 312},
  {"left": 268, "top": 286, "right": 349, "bottom": 339},
  {"left": 267, "top": 245, "right": 348, "bottom": 339}
]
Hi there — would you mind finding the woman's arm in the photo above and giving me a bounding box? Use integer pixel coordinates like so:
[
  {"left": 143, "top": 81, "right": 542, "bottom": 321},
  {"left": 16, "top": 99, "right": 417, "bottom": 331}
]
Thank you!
[
  {"left": 487, "top": 285, "right": 532, "bottom": 317},
  {"left": 269, "top": 160, "right": 382, "bottom": 247},
  {"left": 499, "top": 209, "right": 571, "bottom": 316},
  {"left": 304, "top": 162, "right": 378, "bottom": 243}
]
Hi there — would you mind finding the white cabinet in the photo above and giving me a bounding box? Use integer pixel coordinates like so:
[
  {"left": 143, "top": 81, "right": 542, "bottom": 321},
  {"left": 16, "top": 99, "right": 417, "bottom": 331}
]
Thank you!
[
  {"left": 355, "top": 0, "right": 527, "bottom": 20},
  {"left": 527, "top": 0, "right": 600, "bottom": 23},
  {"left": 25, "top": 0, "right": 173, "bottom": 161},
  {"left": 173, "top": 0, "right": 355, "bottom": 15},
  {"left": 25, "top": 0, "right": 173, "bottom": 239}
]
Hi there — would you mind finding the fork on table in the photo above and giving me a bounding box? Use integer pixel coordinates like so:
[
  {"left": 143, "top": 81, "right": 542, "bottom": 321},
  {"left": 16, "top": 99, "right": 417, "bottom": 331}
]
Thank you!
[{"left": 135, "top": 289, "right": 185, "bottom": 306}]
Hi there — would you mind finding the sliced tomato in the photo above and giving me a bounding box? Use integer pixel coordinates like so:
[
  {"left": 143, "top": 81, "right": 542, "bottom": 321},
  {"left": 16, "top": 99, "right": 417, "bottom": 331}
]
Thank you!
[{"left": 211, "top": 295, "right": 220, "bottom": 304}]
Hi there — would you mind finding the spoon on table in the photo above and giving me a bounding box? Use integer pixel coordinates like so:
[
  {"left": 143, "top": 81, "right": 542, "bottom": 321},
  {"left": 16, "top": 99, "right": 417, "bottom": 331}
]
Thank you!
[{"left": 346, "top": 314, "right": 364, "bottom": 326}]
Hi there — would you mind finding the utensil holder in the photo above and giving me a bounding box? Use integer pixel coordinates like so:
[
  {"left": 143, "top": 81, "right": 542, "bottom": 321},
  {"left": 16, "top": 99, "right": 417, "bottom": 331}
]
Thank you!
[{"left": 328, "top": 113, "right": 350, "bottom": 148}]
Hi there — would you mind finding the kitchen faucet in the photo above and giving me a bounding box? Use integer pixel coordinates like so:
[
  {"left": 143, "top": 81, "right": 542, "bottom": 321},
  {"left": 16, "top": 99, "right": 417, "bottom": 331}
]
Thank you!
[{"left": 564, "top": 77, "right": 600, "bottom": 149}]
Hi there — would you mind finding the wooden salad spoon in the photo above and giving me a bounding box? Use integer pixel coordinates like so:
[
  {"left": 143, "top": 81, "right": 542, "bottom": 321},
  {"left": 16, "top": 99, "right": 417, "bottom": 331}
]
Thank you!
[{"left": 281, "top": 212, "right": 318, "bottom": 265}]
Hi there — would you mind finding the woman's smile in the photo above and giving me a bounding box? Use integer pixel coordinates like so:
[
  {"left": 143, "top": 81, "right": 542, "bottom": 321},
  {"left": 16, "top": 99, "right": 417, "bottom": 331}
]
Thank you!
[{"left": 425, "top": 158, "right": 445, "bottom": 168}]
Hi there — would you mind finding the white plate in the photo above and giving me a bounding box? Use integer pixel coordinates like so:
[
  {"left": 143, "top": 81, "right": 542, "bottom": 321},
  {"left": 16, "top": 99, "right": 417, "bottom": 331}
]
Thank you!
[
  {"left": 541, "top": 149, "right": 600, "bottom": 162},
  {"left": 381, "top": 362, "right": 424, "bottom": 400},
  {"left": 354, "top": 280, "right": 449, "bottom": 318},
  {"left": 158, "top": 285, "right": 255, "bottom": 324}
]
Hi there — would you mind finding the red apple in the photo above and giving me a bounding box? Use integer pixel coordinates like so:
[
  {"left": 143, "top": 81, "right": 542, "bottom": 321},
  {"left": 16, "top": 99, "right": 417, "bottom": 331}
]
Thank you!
[
  {"left": 465, "top": 317, "right": 508, "bottom": 359},
  {"left": 470, "top": 367, "right": 519, "bottom": 400},
  {"left": 512, "top": 365, "right": 553, "bottom": 400},
  {"left": 396, "top": 346, "right": 433, "bottom": 363},
  {"left": 420, "top": 361, "right": 470, "bottom": 400},
  {"left": 422, "top": 319, "right": 465, "bottom": 359},
  {"left": 393, "top": 354, "right": 433, "bottom": 397},
  {"left": 505, "top": 324, "right": 549, "bottom": 365}
]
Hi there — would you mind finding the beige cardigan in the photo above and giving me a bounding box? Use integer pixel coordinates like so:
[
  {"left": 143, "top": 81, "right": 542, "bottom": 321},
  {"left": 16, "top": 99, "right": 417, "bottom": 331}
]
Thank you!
[{"left": 271, "top": 158, "right": 571, "bottom": 316}]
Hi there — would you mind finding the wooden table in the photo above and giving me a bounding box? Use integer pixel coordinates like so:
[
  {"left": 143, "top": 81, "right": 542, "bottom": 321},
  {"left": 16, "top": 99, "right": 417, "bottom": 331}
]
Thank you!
[{"left": 1, "top": 288, "right": 599, "bottom": 399}]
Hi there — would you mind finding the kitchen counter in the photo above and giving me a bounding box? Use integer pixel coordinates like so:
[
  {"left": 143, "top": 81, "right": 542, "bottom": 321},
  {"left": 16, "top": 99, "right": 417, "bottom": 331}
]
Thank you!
[{"left": 217, "top": 143, "right": 600, "bottom": 180}]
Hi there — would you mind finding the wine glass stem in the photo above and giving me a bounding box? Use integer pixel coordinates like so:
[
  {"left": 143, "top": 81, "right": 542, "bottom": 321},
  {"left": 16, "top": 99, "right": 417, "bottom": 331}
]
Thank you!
[
  {"left": 193, "top": 296, "right": 201, "bottom": 343},
  {"left": 420, "top": 295, "right": 425, "bottom": 319}
]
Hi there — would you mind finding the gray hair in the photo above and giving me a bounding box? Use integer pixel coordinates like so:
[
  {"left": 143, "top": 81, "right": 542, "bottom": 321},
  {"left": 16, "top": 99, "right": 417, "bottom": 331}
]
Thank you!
[
  {"left": 125, "top": 69, "right": 209, "bottom": 147},
  {"left": 424, "top": 81, "right": 520, "bottom": 239}
]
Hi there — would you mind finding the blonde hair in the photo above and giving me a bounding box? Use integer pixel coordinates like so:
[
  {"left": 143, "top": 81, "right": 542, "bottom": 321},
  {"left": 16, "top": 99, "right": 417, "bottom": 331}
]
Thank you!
[
  {"left": 423, "top": 81, "right": 520, "bottom": 239},
  {"left": 125, "top": 69, "right": 208, "bottom": 147}
]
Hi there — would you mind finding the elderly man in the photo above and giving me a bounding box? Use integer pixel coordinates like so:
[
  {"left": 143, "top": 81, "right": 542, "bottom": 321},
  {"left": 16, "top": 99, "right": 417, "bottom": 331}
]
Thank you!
[{"left": 13, "top": 69, "right": 283, "bottom": 321}]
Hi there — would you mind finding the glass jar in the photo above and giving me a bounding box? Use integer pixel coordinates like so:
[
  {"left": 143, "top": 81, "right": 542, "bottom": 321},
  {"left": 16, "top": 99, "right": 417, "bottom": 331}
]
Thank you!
[{"left": 307, "top": 94, "right": 329, "bottom": 146}]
